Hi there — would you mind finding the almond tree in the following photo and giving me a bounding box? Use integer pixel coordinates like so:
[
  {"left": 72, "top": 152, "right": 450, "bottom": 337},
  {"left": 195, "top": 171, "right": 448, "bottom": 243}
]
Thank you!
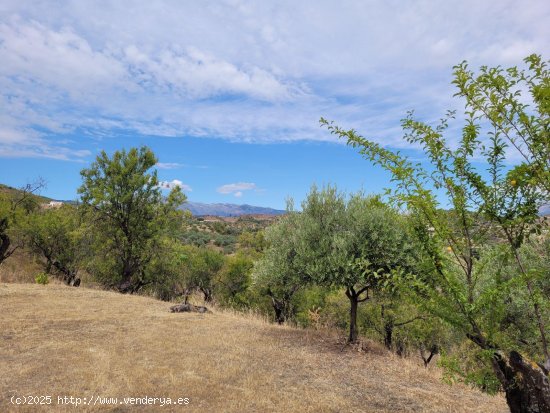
[{"left": 321, "top": 54, "right": 549, "bottom": 413}]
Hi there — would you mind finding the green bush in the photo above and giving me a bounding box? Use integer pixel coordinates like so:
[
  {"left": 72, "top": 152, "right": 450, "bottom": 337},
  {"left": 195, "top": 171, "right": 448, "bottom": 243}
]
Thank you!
[
  {"left": 35, "top": 272, "right": 49, "bottom": 285},
  {"left": 439, "top": 343, "right": 501, "bottom": 394}
]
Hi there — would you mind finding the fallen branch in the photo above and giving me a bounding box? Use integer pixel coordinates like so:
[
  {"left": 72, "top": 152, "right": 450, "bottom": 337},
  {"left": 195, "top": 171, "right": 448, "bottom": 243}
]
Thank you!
[{"left": 170, "top": 303, "right": 212, "bottom": 314}]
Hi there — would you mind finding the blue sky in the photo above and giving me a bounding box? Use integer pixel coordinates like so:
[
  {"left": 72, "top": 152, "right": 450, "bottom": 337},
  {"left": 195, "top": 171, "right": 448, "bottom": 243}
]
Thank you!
[{"left": 0, "top": 1, "right": 549, "bottom": 209}]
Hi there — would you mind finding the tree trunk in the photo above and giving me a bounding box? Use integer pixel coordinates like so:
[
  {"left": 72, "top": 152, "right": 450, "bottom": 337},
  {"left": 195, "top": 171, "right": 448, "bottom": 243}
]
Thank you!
[
  {"left": 271, "top": 298, "right": 286, "bottom": 324},
  {"left": 348, "top": 294, "right": 359, "bottom": 343},
  {"left": 267, "top": 289, "right": 295, "bottom": 325},
  {"left": 182, "top": 288, "right": 192, "bottom": 304},
  {"left": 273, "top": 304, "right": 285, "bottom": 324},
  {"left": 492, "top": 351, "right": 550, "bottom": 413},
  {"left": 384, "top": 320, "right": 393, "bottom": 350},
  {"left": 395, "top": 339, "right": 405, "bottom": 357},
  {"left": 52, "top": 260, "right": 80, "bottom": 287},
  {"left": 0, "top": 231, "right": 11, "bottom": 265},
  {"left": 420, "top": 345, "right": 438, "bottom": 367},
  {"left": 201, "top": 288, "right": 213, "bottom": 303},
  {"left": 118, "top": 259, "right": 136, "bottom": 293},
  {"left": 468, "top": 333, "right": 550, "bottom": 412},
  {"left": 345, "top": 286, "right": 369, "bottom": 344}
]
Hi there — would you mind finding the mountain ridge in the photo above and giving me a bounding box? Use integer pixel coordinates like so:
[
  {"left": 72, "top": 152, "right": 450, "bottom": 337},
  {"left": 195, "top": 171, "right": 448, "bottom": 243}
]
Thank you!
[{"left": 181, "top": 201, "right": 286, "bottom": 217}]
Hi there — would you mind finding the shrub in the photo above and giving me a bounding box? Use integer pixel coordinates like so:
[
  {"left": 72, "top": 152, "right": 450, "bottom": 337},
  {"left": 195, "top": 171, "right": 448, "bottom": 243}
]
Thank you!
[{"left": 35, "top": 272, "right": 49, "bottom": 285}]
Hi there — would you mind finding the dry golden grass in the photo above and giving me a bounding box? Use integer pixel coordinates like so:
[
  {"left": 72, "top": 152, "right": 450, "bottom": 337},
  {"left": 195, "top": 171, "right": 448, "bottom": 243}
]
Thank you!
[
  {"left": 0, "top": 250, "right": 43, "bottom": 284},
  {"left": 0, "top": 283, "right": 507, "bottom": 412}
]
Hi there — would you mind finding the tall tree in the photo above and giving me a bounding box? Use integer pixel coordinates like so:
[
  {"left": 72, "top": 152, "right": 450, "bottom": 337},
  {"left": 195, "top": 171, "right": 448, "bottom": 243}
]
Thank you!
[
  {"left": 78, "top": 146, "right": 185, "bottom": 293},
  {"left": 321, "top": 54, "right": 550, "bottom": 412}
]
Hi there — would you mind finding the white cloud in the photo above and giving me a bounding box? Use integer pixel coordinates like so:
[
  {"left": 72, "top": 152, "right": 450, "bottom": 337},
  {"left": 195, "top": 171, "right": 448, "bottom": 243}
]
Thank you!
[
  {"left": 0, "top": 18, "right": 128, "bottom": 97},
  {"left": 0, "top": 123, "right": 90, "bottom": 161},
  {"left": 217, "top": 182, "right": 257, "bottom": 197},
  {"left": 0, "top": 0, "right": 548, "bottom": 158},
  {"left": 156, "top": 162, "right": 183, "bottom": 170},
  {"left": 123, "top": 45, "right": 303, "bottom": 101},
  {"left": 158, "top": 179, "right": 192, "bottom": 192}
]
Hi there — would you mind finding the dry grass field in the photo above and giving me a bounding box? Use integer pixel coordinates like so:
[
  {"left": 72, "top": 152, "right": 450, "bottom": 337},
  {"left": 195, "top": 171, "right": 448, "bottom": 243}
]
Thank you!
[
  {"left": 0, "top": 250, "right": 43, "bottom": 284},
  {"left": 0, "top": 283, "right": 507, "bottom": 412}
]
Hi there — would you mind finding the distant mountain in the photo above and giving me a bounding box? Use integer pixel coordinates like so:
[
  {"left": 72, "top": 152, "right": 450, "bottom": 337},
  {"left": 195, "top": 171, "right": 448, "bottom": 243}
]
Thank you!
[{"left": 181, "top": 201, "right": 286, "bottom": 217}]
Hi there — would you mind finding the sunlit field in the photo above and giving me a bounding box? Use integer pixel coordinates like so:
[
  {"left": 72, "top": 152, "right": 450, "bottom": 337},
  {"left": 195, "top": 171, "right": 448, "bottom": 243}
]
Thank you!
[{"left": 0, "top": 283, "right": 506, "bottom": 412}]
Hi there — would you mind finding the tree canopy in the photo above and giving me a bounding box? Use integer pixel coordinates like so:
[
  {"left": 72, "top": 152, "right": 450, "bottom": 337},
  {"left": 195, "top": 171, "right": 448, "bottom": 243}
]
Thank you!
[{"left": 78, "top": 146, "right": 186, "bottom": 293}]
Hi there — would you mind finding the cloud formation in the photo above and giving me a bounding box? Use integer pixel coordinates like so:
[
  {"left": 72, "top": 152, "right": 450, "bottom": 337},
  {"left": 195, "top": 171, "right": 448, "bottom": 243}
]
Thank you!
[
  {"left": 217, "top": 182, "right": 257, "bottom": 197},
  {"left": 158, "top": 179, "right": 192, "bottom": 192},
  {"left": 0, "top": 0, "right": 548, "bottom": 159},
  {"left": 156, "top": 162, "right": 183, "bottom": 170}
]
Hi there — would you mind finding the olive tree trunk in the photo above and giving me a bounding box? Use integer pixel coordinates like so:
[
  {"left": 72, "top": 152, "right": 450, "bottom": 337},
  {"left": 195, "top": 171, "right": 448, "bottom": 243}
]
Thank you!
[{"left": 345, "top": 286, "right": 370, "bottom": 343}]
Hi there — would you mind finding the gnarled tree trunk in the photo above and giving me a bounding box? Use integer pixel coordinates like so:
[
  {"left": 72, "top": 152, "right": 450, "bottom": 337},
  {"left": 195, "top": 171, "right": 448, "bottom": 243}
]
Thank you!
[
  {"left": 492, "top": 351, "right": 550, "bottom": 413},
  {"left": 267, "top": 288, "right": 296, "bottom": 325},
  {"left": 348, "top": 294, "right": 359, "bottom": 343},
  {"left": 271, "top": 297, "right": 286, "bottom": 324},
  {"left": 384, "top": 321, "right": 394, "bottom": 350},
  {"left": 52, "top": 260, "right": 80, "bottom": 287},
  {"left": 200, "top": 287, "right": 213, "bottom": 303}
]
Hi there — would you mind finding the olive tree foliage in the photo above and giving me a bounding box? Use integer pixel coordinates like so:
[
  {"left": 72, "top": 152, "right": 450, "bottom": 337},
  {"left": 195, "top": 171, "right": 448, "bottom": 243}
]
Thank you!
[
  {"left": 78, "top": 146, "right": 186, "bottom": 293},
  {"left": 299, "top": 186, "right": 417, "bottom": 343},
  {"left": 321, "top": 55, "right": 549, "bottom": 412},
  {"left": 0, "top": 180, "right": 46, "bottom": 266},
  {"left": 252, "top": 207, "right": 306, "bottom": 324},
  {"left": 23, "top": 205, "right": 83, "bottom": 286}
]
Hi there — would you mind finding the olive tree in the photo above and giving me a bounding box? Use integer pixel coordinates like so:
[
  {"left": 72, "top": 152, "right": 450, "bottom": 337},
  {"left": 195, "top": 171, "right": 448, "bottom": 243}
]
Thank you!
[{"left": 300, "top": 186, "right": 416, "bottom": 343}]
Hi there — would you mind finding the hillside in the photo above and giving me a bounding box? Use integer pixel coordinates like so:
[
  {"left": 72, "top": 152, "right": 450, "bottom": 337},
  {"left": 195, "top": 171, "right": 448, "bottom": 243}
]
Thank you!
[
  {"left": 0, "top": 183, "right": 52, "bottom": 204},
  {"left": 0, "top": 284, "right": 506, "bottom": 412}
]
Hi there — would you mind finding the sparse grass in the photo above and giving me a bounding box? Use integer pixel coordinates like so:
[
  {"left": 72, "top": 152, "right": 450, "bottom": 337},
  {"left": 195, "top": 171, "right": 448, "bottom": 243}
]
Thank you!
[
  {"left": 0, "top": 284, "right": 507, "bottom": 412},
  {"left": 0, "top": 250, "right": 43, "bottom": 284}
]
